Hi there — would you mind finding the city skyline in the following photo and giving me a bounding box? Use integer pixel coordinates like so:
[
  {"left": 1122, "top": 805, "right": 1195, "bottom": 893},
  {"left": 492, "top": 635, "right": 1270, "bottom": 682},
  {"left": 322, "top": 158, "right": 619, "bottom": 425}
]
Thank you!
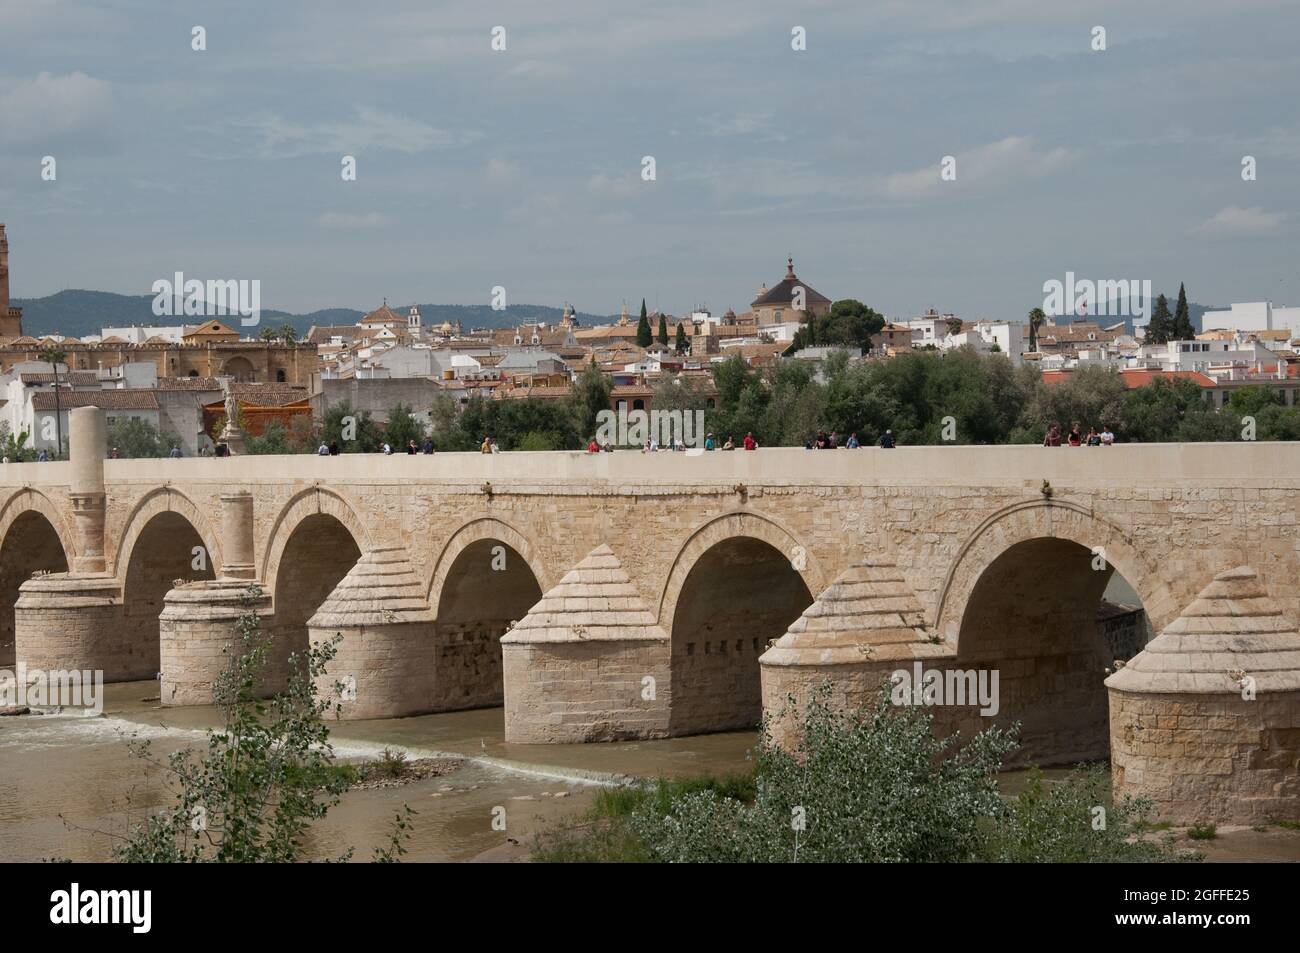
[{"left": 1, "top": 1, "right": 1297, "bottom": 319}]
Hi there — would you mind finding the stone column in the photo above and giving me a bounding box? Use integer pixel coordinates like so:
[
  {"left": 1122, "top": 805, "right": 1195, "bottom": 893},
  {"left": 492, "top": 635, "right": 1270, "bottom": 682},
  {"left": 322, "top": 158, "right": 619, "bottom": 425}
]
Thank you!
[
  {"left": 220, "top": 491, "right": 256, "bottom": 580},
  {"left": 68, "top": 406, "right": 106, "bottom": 573},
  {"left": 14, "top": 405, "right": 127, "bottom": 679}
]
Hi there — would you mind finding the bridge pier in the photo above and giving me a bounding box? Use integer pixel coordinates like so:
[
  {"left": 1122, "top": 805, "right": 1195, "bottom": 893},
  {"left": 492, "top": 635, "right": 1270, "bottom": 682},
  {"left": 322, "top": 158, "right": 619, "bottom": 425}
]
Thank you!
[
  {"left": 160, "top": 491, "right": 271, "bottom": 705},
  {"left": 502, "top": 545, "right": 670, "bottom": 743},
  {"left": 1106, "top": 566, "right": 1300, "bottom": 825},
  {"left": 760, "top": 560, "right": 954, "bottom": 750},
  {"left": 308, "top": 547, "right": 438, "bottom": 719},
  {"left": 15, "top": 408, "right": 131, "bottom": 679}
]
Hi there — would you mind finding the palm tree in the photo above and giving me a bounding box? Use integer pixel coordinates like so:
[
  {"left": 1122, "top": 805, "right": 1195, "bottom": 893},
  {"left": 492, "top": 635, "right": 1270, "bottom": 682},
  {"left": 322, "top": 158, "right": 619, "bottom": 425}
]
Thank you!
[
  {"left": 38, "top": 345, "right": 66, "bottom": 458},
  {"left": 259, "top": 327, "right": 277, "bottom": 342},
  {"left": 1027, "top": 307, "right": 1046, "bottom": 353},
  {"left": 279, "top": 324, "right": 298, "bottom": 345}
]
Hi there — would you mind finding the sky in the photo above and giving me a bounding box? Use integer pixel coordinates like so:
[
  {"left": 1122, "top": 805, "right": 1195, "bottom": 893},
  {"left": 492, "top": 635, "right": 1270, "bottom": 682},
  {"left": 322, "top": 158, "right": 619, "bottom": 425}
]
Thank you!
[{"left": 1, "top": 0, "right": 1297, "bottom": 320}]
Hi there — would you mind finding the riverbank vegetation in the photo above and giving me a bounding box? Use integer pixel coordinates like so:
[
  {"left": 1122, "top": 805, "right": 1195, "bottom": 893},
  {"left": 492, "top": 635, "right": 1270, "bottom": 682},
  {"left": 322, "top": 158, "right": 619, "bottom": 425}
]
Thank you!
[
  {"left": 534, "top": 687, "right": 1194, "bottom": 864},
  {"left": 107, "top": 587, "right": 413, "bottom": 863}
]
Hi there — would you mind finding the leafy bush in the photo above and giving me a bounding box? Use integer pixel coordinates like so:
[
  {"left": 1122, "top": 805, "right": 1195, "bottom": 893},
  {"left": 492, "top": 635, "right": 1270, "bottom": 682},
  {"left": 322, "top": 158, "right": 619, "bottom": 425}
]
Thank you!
[
  {"left": 538, "top": 686, "right": 1190, "bottom": 864},
  {"left": 112, "top": 586, "right": 411, "bottom": 862}
]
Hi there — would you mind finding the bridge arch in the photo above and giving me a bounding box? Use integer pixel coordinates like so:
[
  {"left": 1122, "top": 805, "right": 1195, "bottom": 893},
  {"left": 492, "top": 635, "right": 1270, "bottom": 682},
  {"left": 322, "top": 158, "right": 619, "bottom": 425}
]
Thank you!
[
  {"left": 427, "top": 517, "right": 547, "bottom": 711},
  {"left": 657, "top": 510, "right": 825, "bottom": 629},
  {"left": 660, "top": 510, "right": 825, "bottom": 735},
  {"left": 933, "top": 498, "right": 1178, "bottom": 768},
  {"left": 112, "top": 487, "right": 222, "bottom": 581},
  {"left": 0, "top": 489, "right": 72, "bottom": 666},
  {"left": 261, "top": 486, "right": 373, "bottom": 594},
  {"left": 427, "top": 517, "right": 549, "bottom": 608},
  {"left": 933, "top": 499, "right": 1179, "bottom": 646},
  {"left": 114, "top": 489, "right": 221, "bottom": 680}
]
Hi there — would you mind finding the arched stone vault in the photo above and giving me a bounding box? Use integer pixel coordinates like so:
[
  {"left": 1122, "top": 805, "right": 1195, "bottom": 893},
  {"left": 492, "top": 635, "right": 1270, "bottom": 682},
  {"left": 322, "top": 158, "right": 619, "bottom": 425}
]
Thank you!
[
  {"left": 427, "top": 516, "right": 549, "bottom": 611},
  {"left": 111, "top": 487, "right": 222, "bottom": 582},
  {"left": 0, "top": 488, "right": 75, "bottom": 564},
  {"left": 657, "top": 509, "right": 826, "bottom": 632},
  {"left": 261, "top": 485, "right": 373, "bottom": 592},
  {"left": 933, "top": 499, "right": 1182, "bottom": 649}
]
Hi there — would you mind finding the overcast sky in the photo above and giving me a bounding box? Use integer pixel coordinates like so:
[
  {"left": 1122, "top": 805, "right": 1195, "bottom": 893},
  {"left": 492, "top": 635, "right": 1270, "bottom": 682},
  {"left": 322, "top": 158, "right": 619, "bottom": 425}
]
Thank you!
[{"left": 1, "top": 0, "right": 1297, "bottom": 319}]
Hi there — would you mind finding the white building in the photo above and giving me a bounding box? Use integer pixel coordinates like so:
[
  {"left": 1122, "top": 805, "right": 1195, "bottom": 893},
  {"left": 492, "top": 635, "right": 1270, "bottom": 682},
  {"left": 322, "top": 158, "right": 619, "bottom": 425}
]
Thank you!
[
  {"left": 1200, "top": 301, "right": 1300, "bottom": 339},
  {"left": 940, "top": 320, "right": 1025, "bottom": 363}
]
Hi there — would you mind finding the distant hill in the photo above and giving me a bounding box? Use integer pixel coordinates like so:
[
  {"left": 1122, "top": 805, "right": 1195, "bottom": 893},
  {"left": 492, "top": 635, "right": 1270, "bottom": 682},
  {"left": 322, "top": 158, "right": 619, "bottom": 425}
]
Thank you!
[
  {"left": 1063, "top": 293, "right": 1217, "bottom": 336},
  {"left": 12, "top": 290, "right": 614, "bottom": 339}
]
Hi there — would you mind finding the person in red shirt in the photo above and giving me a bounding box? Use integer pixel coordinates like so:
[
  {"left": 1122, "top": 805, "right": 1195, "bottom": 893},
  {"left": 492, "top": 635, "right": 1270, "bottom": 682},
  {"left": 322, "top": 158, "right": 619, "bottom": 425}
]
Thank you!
[
  {"left": 586, "top": 438, "right": 600, "bottom": 453},
  {"left": 743, "top": 432, "right": 757, "bottom": 450}
]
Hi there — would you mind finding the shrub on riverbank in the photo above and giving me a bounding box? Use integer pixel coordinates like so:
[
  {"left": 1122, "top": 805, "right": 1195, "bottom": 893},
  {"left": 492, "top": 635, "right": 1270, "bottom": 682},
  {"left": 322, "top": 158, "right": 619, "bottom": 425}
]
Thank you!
[
  {"left": 536, "top": 687, "right": 1189, "bottom": 864},
  {"left": 111, "top": 587, "right": 411, "bottom": 863}
]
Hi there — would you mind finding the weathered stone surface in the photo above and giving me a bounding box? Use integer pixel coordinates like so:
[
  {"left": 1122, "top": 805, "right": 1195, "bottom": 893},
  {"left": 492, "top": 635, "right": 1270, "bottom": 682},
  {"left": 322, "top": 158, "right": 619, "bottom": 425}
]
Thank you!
[
  {"left": 503, "top": 544, "right": 669, "bottom": 742},
  {"left": 1107, "top": 566, "right": 1300, "bottom": 823},
  {"left": 159, "top": 579, "right": 272, "bottom": 705}
]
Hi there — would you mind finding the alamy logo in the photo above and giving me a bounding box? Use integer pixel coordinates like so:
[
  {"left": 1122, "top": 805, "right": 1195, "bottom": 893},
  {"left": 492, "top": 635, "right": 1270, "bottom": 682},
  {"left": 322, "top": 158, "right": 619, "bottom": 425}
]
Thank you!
[
  {"left": 1042, "top": 272, "right": 1152, "bottom": 321},
  {"left": 595, "top": 408, "right": 706, "bottom": 450},
  {"left": 49, "top": 884, "right": 151, "bottom": 933},
  {"left": 0, "top": 665, "right": 103, "bottom": 715},
  {"left": 151, "top": 271, "right": 261, "bottom": 326},
  {"left": 890, "top": 661, "right": 1000, "bottom": 716}
]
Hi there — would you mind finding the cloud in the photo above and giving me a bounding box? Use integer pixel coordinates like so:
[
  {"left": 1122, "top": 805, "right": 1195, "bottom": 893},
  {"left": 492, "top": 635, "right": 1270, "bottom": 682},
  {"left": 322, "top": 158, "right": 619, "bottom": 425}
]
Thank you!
[
  {"left": 0, "top": 71, "right": 111, "bottom": 145},
  {"left": 878, "top": 135, "right": 1076, "bottom": 200},
  {"left": 485, "top": 158, "right": 519, "bottom": 184},
  {"left": 587, "top": 172, "right": 638, "bottom": 198},
  {"left": 228, "top": 107, "right": 479, "bottom": 159},
  {"left": 1194, "top": 205, "right": 1285, "bottom": 237},
  {"left": 701, "top": 112, "right": 785, "bottom": 141},
  {"left": 315, "top": 212, "right": 393, "bottom": 229}
]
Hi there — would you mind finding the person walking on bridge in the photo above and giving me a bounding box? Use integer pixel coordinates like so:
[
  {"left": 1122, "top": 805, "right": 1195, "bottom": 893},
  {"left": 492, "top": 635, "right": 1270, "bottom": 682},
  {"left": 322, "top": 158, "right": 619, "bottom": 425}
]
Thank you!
[{"left": 879, "top": 429, "right": 895, "bottom": 449}]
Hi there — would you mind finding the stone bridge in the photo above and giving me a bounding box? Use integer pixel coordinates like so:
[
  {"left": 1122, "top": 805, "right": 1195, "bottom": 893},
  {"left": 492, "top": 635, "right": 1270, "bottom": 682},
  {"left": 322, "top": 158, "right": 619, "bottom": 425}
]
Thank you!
[{"left": 4, "top": 408, "right": 1298, "bottom": 823}]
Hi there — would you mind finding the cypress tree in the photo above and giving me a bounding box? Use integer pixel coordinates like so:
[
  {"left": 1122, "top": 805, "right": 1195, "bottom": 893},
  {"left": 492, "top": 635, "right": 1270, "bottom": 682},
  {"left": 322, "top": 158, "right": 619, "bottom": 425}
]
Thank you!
[
  {"left": 1174, "top": 283, "right": 1194, "bottom": 340},
  {"left": 675, "top": 321, "right": 688, "bottom": 353},
  {"left": 636, "top": 298, "right": 651, "bottom": 348},
  {"left": 1144, "top": 294, "right": 1173, "bottom": 345},
  {"left": 657, "top": 314, "right": 668, "bottom": 345}
]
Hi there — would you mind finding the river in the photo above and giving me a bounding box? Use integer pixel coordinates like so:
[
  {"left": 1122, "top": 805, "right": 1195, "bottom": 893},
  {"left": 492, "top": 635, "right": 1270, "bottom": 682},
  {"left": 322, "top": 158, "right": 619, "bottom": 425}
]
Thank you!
[{"left": 2, "top": 680, "right": 1296, "bottom": 862}]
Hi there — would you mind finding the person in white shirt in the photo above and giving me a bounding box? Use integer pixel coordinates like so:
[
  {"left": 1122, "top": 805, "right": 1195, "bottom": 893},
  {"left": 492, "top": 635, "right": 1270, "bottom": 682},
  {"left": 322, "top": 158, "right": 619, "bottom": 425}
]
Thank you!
[{"left": 1100, "top": 426, "right": 1115, "bottom": 445}]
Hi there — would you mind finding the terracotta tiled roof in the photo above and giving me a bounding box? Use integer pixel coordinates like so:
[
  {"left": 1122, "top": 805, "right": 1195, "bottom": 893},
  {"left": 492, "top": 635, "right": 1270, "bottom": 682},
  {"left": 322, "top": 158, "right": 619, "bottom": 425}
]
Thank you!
[
  {"left": 1119, "top": 369, "right": 1216, "bottom": 389},
  {"left": 157, "top": 377, "right": 223, "bottom": 390},
  {"left": 229, "top": 382, "right": 308, "bottom": 406},
  {"left": 31, "top": 389, "right": 159, "bottom": 411},
  {"left": 20, "top": 371, "right": 99, "bottom": 386}
]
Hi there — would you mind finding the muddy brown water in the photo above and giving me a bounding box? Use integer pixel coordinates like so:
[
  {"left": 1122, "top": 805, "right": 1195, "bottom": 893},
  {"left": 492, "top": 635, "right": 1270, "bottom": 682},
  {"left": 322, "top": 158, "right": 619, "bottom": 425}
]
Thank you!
[{"left": 1, "top": 680, "right": 1295, "bottom": 862}]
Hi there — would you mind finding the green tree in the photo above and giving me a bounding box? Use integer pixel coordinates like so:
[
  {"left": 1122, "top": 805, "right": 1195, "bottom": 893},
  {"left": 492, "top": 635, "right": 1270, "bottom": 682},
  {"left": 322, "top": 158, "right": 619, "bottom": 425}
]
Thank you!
[
  {"left": 636, "top": 299, "right": 652, "bottom": 348},
  {"left": 569, "top": 360, "right": 612, "bottom": 442},
  {"left": 675, "top": 321, "right": 688, "bottom": 354},
  {"left": 656, "top": 314, "right": 668, "bottom": 346},
  {"left": 1144, "top": 294, "right": 1174, "bottom": 345},
  {"left": 1173, "top": 283, "right": 1194, "bottom": 340},
  {"left": 107, "top": 417, "right": 173, "bottom": 458},
  {"left": 39, "top": 344, "right": 67, "bottom": 458},
  {"left": 1027, "top": 307, "right": 1046, "bottom": 353},
  {"left": 788, "top": 299, "right": 886, "bottom": 354},
  {"left": 0, "top": 422, "right": 34, "bottom": 462},
  {"left": 383, "top": 403, "right": 427, "bottom": 450},
  {"left": 321, "top": 401, "right": 382, "bottom": 452},
  {"left": 113, "top": 586, "right": 412, "bottom": 862},
  {"left": 279, "top": 324, "right": 298, "bottom": 345},
  {"left": 246, "top": 421, "right": 292, "bottom": 455}
]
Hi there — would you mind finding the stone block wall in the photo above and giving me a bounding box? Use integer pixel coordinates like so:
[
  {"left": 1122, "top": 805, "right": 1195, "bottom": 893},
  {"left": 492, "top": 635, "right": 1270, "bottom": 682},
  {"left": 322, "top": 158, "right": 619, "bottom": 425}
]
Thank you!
[
  {"left": 1109, "top": 688, "right": 1300, "bottom": 825},
  {"left": 503, "top": 640, "right": 670, "bottom": 743},
  {"left": 433, "top": 619, "right": 507, "bottom": 710}
]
